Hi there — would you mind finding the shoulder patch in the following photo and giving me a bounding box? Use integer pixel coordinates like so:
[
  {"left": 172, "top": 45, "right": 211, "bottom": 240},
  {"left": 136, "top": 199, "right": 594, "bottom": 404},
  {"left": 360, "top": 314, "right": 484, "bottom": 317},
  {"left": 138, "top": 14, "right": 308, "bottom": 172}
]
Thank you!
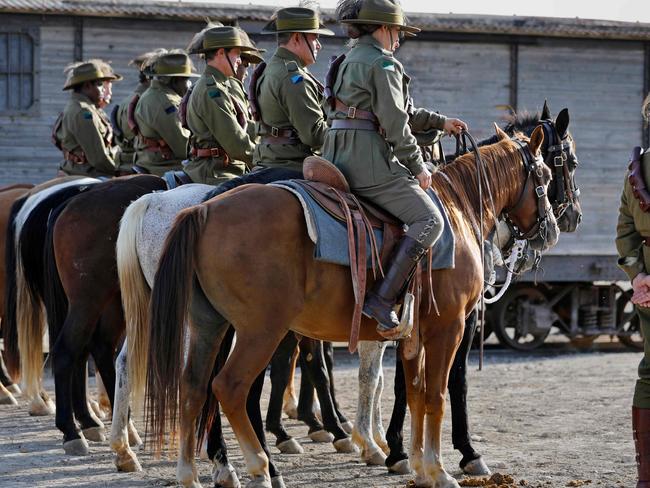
[
  {"left": 208, "top": 90, "right": 221, "bottom": 99},
  {"left": 286, "top": 61, "right": 299, "bottom": 73},
  {"left": 382, "top": 60, "right": 395, "bottom": 72},
  {"left": 290, "top": 74, "right": 304, "bottom": 85},
  {"left": 164, "top": 105, "right": 177, "bottom": 114},
  {"left": 82, "top": 110, "right": 93, "bottom": 120}
]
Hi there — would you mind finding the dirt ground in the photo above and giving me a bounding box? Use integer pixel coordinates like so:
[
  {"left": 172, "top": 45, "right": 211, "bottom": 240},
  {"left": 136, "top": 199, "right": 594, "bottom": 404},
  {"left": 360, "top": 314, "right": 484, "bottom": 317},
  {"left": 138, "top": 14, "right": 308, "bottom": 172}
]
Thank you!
[{"left": 0, "top": 347, "right": 639, "bottom": 487}]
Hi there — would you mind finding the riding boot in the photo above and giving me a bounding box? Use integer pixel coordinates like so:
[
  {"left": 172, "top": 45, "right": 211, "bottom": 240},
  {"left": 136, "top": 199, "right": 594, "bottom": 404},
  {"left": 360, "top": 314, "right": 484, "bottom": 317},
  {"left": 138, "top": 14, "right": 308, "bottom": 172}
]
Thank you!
[
  {"left": 634, "top": 406, "right": 650, "bottom": 487},
  {"left": 362, "top": 235, "right": 427, "bottom": 336}
]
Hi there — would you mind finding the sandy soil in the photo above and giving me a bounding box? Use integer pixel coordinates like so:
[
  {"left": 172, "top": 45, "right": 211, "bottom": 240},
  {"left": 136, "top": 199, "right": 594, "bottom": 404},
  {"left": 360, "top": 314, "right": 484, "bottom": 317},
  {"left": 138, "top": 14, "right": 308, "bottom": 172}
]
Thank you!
[{"left": 0, "top": 347, "right": 639, "bottom": 487}]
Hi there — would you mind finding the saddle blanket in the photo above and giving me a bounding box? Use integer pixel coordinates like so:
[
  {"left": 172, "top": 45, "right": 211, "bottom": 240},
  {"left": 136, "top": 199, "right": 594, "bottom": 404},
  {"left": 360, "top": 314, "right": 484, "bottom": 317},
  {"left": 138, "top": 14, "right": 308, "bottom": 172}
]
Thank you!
[{"left": 270, "top": 180, "right": 455, "bottom": 270}]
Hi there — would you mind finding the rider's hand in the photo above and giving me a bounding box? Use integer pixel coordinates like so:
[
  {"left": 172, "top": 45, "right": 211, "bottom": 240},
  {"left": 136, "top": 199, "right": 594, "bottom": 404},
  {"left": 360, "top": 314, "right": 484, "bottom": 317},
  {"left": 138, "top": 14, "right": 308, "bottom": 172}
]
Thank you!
[
  {"left": 443, "top": 118, "right": 468, "bottom": 136},
  {"left": 631, "top": 273, "right": 650, "bottom": 306},
  {"left": 416, "top": 168, "right": 432, "bottom": 190}
]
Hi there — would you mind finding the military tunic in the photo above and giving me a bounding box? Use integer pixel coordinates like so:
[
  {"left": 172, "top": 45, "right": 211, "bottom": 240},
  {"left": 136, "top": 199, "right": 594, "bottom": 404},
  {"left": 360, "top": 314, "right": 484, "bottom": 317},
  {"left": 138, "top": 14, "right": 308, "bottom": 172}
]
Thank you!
[
  {"left": 184, "top": 65, "right": 254, "bottom": 185},
  {"left": 616, "top": 151, "right": 650, "bottom": 408},
  {"left": 133, "top": 80, "right": 189, "bottom": 176},
  {"left": 253, "top": 47, "right": 327, "bottom": 171},
  {"left": 113, "top": 82, "right": 148, "bottom": 173},
  {"left": 57, "top": 92, "right": 117, "bottom": 178},
  {"left": 322, "top": 35, "right": 443, "bottom": 248}
]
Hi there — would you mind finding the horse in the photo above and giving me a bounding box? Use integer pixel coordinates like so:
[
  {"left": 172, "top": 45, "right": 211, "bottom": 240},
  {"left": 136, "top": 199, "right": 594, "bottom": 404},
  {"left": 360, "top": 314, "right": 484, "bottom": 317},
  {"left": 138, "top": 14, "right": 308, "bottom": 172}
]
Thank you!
[
  {"left": 145, "top": 126, "right": 559, "bottom": 488},
  {"left": 352, "top": 102, "right": 583, "bottom": 475}
]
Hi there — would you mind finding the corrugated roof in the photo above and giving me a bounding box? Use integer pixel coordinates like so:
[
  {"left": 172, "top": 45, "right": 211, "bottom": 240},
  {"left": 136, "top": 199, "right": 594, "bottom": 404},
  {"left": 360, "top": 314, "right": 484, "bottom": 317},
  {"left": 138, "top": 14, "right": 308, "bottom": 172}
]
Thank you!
[{"left": 2, "top": 0, "right": 650, "bottom": 41}]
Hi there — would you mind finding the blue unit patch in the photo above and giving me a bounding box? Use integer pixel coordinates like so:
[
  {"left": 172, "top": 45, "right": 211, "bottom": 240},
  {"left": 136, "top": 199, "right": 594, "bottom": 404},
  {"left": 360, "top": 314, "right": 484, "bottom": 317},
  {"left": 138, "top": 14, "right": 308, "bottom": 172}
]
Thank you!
[
  {"left": 165, "top": 106, "right": 177, "bottom": 114},
  {"left": 82, "top": 111, "right": 93, "bottom": 120},
  {"left": 290, "top": 74, "right": 304, "bottom": 84},
  {"left": 382, "top": 61, "right": 395, "bottom": 72},
  {"left": 209, "top": 90, "right": 221, "bottom": 98}
]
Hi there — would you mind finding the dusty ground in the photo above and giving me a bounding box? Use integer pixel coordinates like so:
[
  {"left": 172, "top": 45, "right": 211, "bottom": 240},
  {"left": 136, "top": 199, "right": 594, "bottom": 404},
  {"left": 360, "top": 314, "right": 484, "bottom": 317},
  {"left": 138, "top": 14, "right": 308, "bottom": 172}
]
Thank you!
[{"left": 0, "top": 347, "right": 639, "bottom": 487}]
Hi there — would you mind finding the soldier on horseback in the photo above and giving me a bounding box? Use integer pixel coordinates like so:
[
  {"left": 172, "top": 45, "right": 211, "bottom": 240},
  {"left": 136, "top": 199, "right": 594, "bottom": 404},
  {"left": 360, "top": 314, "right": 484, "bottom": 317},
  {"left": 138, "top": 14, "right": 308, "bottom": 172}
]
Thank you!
[
  {"left": 132, "top": 51, "right": 198, "bottom": 176},
  {"left": 324, "top": 0, "right": 468, "bottom": 339},
  {"left": 53, "top": 59, "right": 122, "bottom": 178}
]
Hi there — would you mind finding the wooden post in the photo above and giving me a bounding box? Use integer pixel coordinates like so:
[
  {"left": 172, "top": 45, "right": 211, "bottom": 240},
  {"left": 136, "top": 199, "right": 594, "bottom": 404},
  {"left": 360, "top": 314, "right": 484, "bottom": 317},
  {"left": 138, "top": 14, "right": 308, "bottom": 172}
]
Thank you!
[
  {"left": 73, "top": 17, "right": 83, "bottom": 62},
  {"left": 510, "top": 43, "right": 518, "bottom": 113}
]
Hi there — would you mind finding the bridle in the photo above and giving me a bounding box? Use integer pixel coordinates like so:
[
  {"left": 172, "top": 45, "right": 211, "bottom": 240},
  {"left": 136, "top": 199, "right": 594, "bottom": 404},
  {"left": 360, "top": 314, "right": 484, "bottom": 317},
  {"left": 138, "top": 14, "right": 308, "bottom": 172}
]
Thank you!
[{"left": 539, "top": 119, "right": 580, "bottom": 220}]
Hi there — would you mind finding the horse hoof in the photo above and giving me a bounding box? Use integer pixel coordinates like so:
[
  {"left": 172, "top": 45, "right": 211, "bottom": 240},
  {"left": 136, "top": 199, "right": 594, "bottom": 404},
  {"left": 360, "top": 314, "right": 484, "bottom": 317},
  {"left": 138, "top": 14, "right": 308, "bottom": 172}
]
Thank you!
[
  {"left": 309, "top": 430, "right": 334, "bottom": 443},
  {"left": 277, "top": 438, "right": 304, "bottom": 454},
  {"left": 28, "top": 397, "right": 55, "bottom": 416},
  {"left": 82, "top": 426, "right": 106, "bottom": 442},
  {"left": 363, "top": 449, "right": 386, "bottom": 466},
  {"left": 271, "top": 475, "right": 286, "bottom": 488},
  {"left": 127, "top": 423, "right": 143, "bottom": 448},
  {"left": 212, "top": 463, "right": 240, "bottom": 488},
  {"left": 341, "top": 421, "right": 353, "bottom": 434},
  {"left": 333, "top": 437, "right": 357, "bottom": 454},
  {"left": 89, "top": 399, "right": 106, "bottom": 420},
  {"left": 115, "top": 451, "right": 142, "bottom": 472},
  {"left": 0, "top": 391, "right": 17, "bottom": 405},
  {"left": 7, "top": 384, "right": 21, "bottom": 396},
  {"left": 462, "top": 457, "right": 491, "bottom": 476},
  {"left": 245, "top": 475, "right": 272, "bottom": 488},
  {"left": 63, "top": 437, "right": 89, "bottom": 456},
  {"left": 387, "top": 459, "right": 412, "bottom": 475}
]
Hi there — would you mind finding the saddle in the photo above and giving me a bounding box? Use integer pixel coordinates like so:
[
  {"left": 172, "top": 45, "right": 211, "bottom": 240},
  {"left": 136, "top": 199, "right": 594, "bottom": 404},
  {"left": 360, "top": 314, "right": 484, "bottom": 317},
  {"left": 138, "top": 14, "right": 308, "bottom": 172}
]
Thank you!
[
  {"left": 298, "top": 156, "right": 426, "bottom": 353},
  {"left": 163, "top": 170, "right": 193, "bottom": 190}
]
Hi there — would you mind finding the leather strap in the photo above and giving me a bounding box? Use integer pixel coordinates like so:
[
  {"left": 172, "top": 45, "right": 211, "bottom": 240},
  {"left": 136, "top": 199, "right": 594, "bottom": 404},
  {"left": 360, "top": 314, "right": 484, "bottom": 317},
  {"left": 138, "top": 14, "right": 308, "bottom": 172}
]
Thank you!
[
  {"left": 140, "top": 135, "right": 173, "bottom": 160},
  {"left": 334, "top": 99, "right": 378, "bottom": 123},
  {"left": 331, "top": 119, "right": 379, "bottom": 131},
  {"left": 191, "top": 146, "right": 230, "bottom": 165},
  {"left": 261, "top": 135, "right": 300, "bottom": 145}
]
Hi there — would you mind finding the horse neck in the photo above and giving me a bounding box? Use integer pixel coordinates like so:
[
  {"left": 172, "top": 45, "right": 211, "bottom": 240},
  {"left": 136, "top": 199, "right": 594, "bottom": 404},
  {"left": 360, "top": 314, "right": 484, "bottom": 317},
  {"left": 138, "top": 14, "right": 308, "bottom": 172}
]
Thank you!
[{"left": 435, "top": 143, "right": 525, "bottom": 239}]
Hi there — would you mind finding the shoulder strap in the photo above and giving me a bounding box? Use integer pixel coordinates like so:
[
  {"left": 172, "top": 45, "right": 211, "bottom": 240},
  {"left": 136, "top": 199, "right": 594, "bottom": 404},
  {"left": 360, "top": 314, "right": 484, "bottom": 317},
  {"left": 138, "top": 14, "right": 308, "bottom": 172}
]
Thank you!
[
  {"left": 110, "top": 104, "right": 123, "bottom": 139},
  {"left": 51, "top": 112, "right": 64, "bottom": 150},
  {"left": 127, "top": 93, "right": 141, "bottom": 135},
  {"left": 179, "top": 84, "right": 195, "bottom": 130},
  {"left": 325, "top": 54, "right": 346, "bottom": 110},
  {"left": 248, "top": 61, "right": 267, "bottom": 122}
]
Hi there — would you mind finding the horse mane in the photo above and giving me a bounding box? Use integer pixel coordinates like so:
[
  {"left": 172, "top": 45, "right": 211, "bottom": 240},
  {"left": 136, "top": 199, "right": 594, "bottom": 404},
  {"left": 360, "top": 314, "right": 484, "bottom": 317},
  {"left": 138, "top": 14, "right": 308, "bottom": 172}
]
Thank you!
[{"left": 433, "top": 135, "right": 528, "bottom": 236}]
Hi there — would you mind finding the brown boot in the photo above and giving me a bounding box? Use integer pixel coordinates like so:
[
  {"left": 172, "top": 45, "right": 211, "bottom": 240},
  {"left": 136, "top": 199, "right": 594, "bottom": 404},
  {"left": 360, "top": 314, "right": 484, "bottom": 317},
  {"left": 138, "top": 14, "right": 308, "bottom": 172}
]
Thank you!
[{"left": 633, "top": 406, "right": 650, "bottom": 487}]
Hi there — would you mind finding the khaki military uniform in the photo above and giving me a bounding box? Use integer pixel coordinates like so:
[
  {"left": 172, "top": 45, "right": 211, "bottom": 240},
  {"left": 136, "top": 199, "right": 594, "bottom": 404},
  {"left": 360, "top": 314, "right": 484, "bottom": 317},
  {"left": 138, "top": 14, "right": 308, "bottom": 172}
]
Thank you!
[
  {"left": 322, "top": 35, "right": 443, "bottom": 248},
  {"left": 252, "top": 48, "right": 327, "bottom": 172},
  {"left": 616, "top": 151, "right": 650, "bottom": 408},
  {"left": 184, "top": 65, "right": 254, "bottom": 185},
  {"left": 113, "top": 82, "right": 148, "bottom": 172},
  {"left": 56, "top": 92, "right": 117, "bottom": 178},
  {"left": 133, "top": 80, "right": 189, "bottom": 176}
]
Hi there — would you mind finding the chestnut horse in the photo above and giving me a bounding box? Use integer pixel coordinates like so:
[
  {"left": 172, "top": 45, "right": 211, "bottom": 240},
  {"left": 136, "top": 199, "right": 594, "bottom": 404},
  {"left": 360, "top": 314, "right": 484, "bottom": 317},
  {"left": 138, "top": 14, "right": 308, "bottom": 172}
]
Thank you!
[{"left": 146, "top": 126, "right": 559, "bottom": 488}]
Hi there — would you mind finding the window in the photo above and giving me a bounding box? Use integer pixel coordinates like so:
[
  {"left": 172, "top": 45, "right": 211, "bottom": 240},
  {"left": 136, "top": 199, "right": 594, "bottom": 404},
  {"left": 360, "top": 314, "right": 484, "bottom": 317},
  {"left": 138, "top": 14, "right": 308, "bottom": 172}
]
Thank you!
[{"left": 0, "top": 30, "right": 38, "bottom": 113}]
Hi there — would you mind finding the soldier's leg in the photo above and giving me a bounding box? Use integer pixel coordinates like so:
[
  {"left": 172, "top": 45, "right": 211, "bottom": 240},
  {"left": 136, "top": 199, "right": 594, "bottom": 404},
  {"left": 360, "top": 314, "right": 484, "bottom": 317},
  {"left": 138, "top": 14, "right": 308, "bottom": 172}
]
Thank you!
[
  {"left": 633, "top": 306, "right": 650, "bottom": 486},
  {"left": 355, "top": 177, "right": 443, "bottom": 338}
]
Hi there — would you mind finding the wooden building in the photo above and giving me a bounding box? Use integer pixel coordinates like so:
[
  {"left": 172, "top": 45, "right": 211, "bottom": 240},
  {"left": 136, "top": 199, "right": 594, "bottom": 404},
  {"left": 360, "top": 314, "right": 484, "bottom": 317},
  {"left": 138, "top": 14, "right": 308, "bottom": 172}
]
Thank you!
[{"left": 1, "top": 0, "right": 650, "bottom": 275}]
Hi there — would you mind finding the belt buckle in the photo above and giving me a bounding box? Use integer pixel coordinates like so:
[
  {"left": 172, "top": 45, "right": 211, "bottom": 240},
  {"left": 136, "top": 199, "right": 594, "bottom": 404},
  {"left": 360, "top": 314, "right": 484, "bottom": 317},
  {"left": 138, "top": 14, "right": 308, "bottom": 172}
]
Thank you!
[
  {"left": 271, "top": 127, "right": 279, "bottom": 137},
  {"left": 210, "top": 147, "right": 221, "bottom": 157},
  {"left": 535, "top": 185, "right": 546, "bottom": 198},
  {"left": 347, "top": 106, "right": 357, "bottom": 119}
]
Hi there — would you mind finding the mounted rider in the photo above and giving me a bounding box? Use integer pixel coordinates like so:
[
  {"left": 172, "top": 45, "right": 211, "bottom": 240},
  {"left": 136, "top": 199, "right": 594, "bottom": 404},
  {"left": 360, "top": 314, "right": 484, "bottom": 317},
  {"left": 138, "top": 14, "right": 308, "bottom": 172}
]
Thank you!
[
  {"left": 132, "top": 51, "right": 197, "bottom": 176},
  {"left": 183, "top": 26, "right": 257, "bottom": 185},
  {"left": 53, "top": 59, "right": 122, "bottom": 178},
  {"left": 324, "top": 0, "right": 468, "bottom": 339}
]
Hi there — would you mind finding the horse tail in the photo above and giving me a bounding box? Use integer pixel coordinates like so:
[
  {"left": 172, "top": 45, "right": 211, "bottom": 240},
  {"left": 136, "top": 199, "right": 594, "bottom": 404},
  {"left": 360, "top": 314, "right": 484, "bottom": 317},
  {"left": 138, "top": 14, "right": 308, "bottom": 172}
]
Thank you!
[
  {"left": 146, "top": 204, "right": 208, "bottom": 453},
  {"left": 2, "top": 196, "right": 28, "bottom": 380},
  {"left": 116, "top": 193, "right": 153, "bottom": 416}
]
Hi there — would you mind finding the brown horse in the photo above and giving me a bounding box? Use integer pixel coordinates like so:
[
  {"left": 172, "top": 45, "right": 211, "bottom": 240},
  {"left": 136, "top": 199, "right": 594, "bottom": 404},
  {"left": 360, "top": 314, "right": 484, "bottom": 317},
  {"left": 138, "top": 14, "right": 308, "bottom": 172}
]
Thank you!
[{"left": 146, "top": 126, "right": 559, "bottom": 488}]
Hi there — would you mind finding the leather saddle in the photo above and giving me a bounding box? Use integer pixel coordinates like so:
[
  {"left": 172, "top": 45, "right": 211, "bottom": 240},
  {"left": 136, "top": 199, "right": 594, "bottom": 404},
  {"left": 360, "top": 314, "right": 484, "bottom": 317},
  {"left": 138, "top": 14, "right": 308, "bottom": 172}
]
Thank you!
[{"left": 163, "top": 170, "right": 193, "bottom": 190}]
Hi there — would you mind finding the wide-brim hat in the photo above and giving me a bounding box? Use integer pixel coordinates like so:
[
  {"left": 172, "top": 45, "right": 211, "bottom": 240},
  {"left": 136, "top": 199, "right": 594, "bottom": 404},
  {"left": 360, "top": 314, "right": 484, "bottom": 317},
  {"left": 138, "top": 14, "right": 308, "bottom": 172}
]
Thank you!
[
  {"left": 339, "top": 0, "right": 420, "bottom": 35},
  {"left": 260, "top": 7, "right": 335, "bottom": 36},
  {"left": 196, "top": 26, "right": 256, "bottom": 54},
  {"left": 62, "top": 60, "right": 122, "bottom": 90},
  {"left": 130, "top": 48, "right": 168, "bottom": 71},
  {"left": 238, "top": 29, "right": 266, "bottom": 64},
  {"left": 146, "top": 52, "right": 199, "bottom": 78}
]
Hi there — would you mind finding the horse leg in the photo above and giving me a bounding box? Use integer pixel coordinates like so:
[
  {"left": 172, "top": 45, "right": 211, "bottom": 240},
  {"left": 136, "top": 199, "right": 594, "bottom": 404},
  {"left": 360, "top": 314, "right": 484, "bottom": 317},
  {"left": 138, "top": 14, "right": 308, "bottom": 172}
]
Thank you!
[
  {"left": 282, "top": 345, "right": 299, "bottom": 420},
  {"left": 354, "top": 341, "right": 387, "bottom": 466},
  {"left": 94, "top": 368, "right": 112, "bottom": 420},
  {"left": 213, "top": 327, "right": 287, "bottom": 488},
  {"left": 296, "top": 341, "right": 332, "bottom": 444},
  {"left": 71, "top": 357, "right": 105, "bottom": 442},
  {"left": 385, "top": 347, "right": 410, "bottom": 474},
  {"left": 299, "top": 338, "right": 353, "bottom": 452},
  {"left": 0, "top": 380, "right": 17, "bottom": 405},
  {"left": 402, "top": 350, "right": 428, "bottom": 486},
  {"left": 0, "top": 351, "right": 20, "bottom": 394},
  {"left": 371, "top": 349, "right": 388, "bottom": 454},
  {"left": 267, "top": 333, "right": 304, "bottom": 454},
  {"left": 449, "top": 309, "right": 490, "bottom": 476},
  {"left": 323, "top": 341, "right": 352, "bottom": 432},
  {"left": 110, "top": 339, "right": 142, "bottom": 472}
]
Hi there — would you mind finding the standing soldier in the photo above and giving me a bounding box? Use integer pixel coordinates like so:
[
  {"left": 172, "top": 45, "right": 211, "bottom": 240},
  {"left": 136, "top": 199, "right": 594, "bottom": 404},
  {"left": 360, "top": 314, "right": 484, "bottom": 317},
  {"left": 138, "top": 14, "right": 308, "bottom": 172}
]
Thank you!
[
  {"left": 183, "top": 26, "right": 257, "bottom": 185},
  {"left": 616, "top": 96, "right": 650, "bottom": 486},
  {"left": 132, "top": 51, "right": 197, "bottom": 176},
  {"left": 53, "top": 60, "right": 122, "bottom": 178}
]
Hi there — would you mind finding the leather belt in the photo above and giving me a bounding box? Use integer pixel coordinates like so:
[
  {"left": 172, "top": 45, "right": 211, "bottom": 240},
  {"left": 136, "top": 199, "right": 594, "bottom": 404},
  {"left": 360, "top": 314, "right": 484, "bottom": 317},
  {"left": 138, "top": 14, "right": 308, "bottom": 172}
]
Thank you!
[
  {"left": 191, "top": 146, "right": 230, "bottom": 166},
  {"left": 140, "top": 136, "right": 173, "bottom": 160},
  {"left": 334, "top": 99, "right": 378, "bottom": 123},
  {"left": 331, "top": 119, "right": 379, "bottom": 131},
  {"left": 63, "top": 150, "right": 87, "bottom": 165},
  {"left": 259, "top": 125, "right": 300, "bottom": 145},
  {"left": 261, "top": 135, "right": 300, "bottom": 145}
]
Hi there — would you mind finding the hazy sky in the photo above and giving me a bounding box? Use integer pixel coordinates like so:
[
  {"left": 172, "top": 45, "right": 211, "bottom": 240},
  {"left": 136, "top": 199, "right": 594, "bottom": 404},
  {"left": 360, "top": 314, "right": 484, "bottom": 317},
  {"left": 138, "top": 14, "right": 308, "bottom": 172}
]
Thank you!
[{"left": 192, "top": 0, "right": 650, "bottom": 23}]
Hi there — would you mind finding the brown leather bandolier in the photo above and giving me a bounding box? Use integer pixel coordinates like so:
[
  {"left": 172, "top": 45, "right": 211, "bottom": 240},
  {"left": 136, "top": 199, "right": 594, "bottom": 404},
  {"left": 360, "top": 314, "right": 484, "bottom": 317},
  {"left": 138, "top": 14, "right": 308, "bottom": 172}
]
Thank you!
[
  {"left": 190, "top": 146, "right": 230, "bottom": 167},
  {"left": 629, "top": 146, "right": 650, "bottom": 212},
  {"left": 248, "top": 61, "right": 266, "bottom": 123},
  {"left": 127, "top": 94, "right": 141, "bottom": 136},
  {"left": 179, "top": 84, "right": 194, "bottom": 131},
  {"left": 634, "top": 407, "right": 650, "bottom": 487}
]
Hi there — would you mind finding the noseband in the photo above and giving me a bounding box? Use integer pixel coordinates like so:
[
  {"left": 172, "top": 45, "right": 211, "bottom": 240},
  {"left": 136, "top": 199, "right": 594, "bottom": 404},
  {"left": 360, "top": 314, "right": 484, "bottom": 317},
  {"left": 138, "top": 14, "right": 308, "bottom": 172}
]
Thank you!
[
  {"left": 502, "top": 140, "right": 551, "bottom": 242},
  {"left": 540, "top": 120, "right": 580, "bottom": 218}
]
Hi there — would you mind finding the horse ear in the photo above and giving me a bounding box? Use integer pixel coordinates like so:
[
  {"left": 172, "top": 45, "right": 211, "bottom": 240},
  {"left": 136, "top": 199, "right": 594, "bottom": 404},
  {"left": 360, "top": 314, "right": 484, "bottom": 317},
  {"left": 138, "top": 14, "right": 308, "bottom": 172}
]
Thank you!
[
  {"left": 541, "top": 100, "right": 551, "bottom": 120},
  {"left": 555, "top": 108, "right": 570, "bottom": 138},
  {"left": 494, "top": 122, "right": 509, "bottom": 141},
  {"left": 528, "top": 125, "right": 545, "bottom": 155}
]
